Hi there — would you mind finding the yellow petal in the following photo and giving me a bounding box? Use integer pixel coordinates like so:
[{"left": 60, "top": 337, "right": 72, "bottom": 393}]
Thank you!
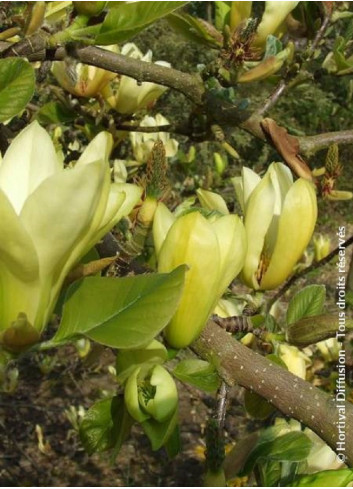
[
  {"left": 197, "top": 189, "right": 229, "bottom": 215},
  {"left": 230, "top": 1, "right": 252, "bottom": 31},
  {"left": 241, "top": 171, "right": 276, "bottom": 289},
  {"left": 20, "top": 162, "right": 105, "bottom": 282},
  {"left": 76, "top": 131, "right": 113, "bottom": 166},
  {"left": 0, "top": 121, "right": 62, "bottom": 213},
  {"left": 153, "top": 202, "right": 176, "bottom": 257},
  {"left": 211, "top": 214, "right": 247, "bottom": 295},
  {"left": 260, "top": 179, "right": 317, "bottom": 289},
  {"left": 159, "top": 212, "right": 220, "bottom": 348},
  {"left": 254, "top": 1, "right": 299, "bottom": 47}
]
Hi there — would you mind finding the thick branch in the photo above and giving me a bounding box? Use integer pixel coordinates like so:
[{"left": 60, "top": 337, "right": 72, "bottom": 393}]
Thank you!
[
  {"left": 76, "top": 46, "right": 205, "bottom": 105},
  {"left": 298, "top": 130, "right": 353, "bottom": 156},
  {"left": 2, "top": 37, "right": 353, "bottom": 155},
  {"left": 193, "top": 320, "right": 353, "bottom": 466}
]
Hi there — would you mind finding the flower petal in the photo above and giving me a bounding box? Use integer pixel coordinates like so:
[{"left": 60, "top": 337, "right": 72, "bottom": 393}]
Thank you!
[
  {"left": 241, "top": 171, "right": 276, "bottom": 289},
  {"left": 254, "top": 1, "right": 299, "bottom": 47},
  {"left": 0, "top": 121, "right": 62, "bottom": 213},
  {"left": 0, "top": 189, "right": 39, "bottom": 281},
  {"left": 260, "top": 179, "right": 317, "bottom": 289},
  {"left": 197, "top": 189, "right": 229, "bottom": 215},
  {"left": 93, "top": 182, "right": 142, "bottom": 240},
  {"left": 153, "top": 202, "right": 176, "bottom": 257},
  {"left": 76, "top": 131, "right": 113, "bottom": 166},
  {"left": 20, "top": 161, "right": 106, "bottom": 281},
  {"left": 211, "top": 214, "right": 247, "bottom": 296},
  {"left": 159, "top": 212, "right": 220, "bottom": 348}
]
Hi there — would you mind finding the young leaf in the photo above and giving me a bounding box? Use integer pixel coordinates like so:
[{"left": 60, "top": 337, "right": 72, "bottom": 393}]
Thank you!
[
  {"left": 142, "top": 407, "right": 178, "bottom": 451},
  {"left": 116, "top": 339, "right": 168, "bottom": 383},
  {"left": 173, "top": 359, "right": 220, "bottom": 392},
  {"left": 167, "top": 13, "right": 222, "bottom": 48},
  {"left": 79, "top": 396, "right": 133, "bottom": 456},
  {"left": 96, "top": 2, "right": 188, "bottom": 44},
  {"left": 53, "top": 266, "right": 186, "bottom": 348},
  {"left": 36, "top": 101, "right": 77, "bottom": 124},
  {"left": 291, "top": 469, "right": 353, "bottom": 487},
  {"left": 286, "top": 285, "right": 326, "bottom": 326},
  {"left": 0, "top": 58, "right": 35, "bottom": 122},
  {"left": 164, "top": 425, "right": 181, "bottom": 458},
  {"left": 241, "top": 432, "right": 312, "bottom": 475}
]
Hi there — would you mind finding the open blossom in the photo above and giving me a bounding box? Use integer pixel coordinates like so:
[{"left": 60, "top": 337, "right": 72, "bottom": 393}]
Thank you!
[
  {"left": 233, "top": 162, "right": 317, "bottom": 290},
  {"left": 153, "top": 204, "right": 246, "bottom": 348},
  {"left": 102, "top": 43, "right": 171, "bottom": 114},
  {"left": 128, "top": 114, "right": 179, "bottom": 166},
  {"left": 52, "top": 45, "right": 117, "bottom": 98},
  {"left": 0, "top": 122, "right": 141, "bottom": 351}
]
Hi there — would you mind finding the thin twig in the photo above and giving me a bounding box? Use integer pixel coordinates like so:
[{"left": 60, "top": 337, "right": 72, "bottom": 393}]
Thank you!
[
  {"left": 267, "top": 234, "right": 353, "bottom": 310},
  {"left": 309, "top": 14, "right": 331, "bottom": 55},
  {"left": 257, "top": 80, "right": 287, "bottom": 117},
  {"left": 216, "top": 382, "right": 228, "bottom": 430},
  {"left": 116, "top": 124, "right": 172, "bottom": 133}
]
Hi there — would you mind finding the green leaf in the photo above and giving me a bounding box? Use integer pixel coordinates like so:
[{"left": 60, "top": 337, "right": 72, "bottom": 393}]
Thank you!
[
  {"left": 36, "top": 101, "right": 77, "bottom": 125},
  {"left": 214, "top": 1, "right": 231, "bottom": 31},
  {"left": 173, "top": 359, "right": 220, "bottom": 392},
  {"left": 96, "top": 1, "right": 188, "bottom": 44},
  {"left": 54, "top": 266, "right": 186, "bottom": 348},
  {"left": 164, "top": 425, "right": 181, "bottom": 458},
  {"left": 286, "top": 285, "right": 326, "bottom": 326},
  {"left": 291, "top": 469, "right": 353, "bottom": 487},
  {"left": 69, "top": 24, "right": 101, "bottom": 42},
  {"left": 167, "top": 13, "right": 222, "bottom": 48},
  {"left": 0, "top": 58, "right": 35, "bottom": 123},
  {"left": 116, "top": 339, "right": 168, "bottom": 383},
  {"left": 242, "top": 432, "right": 312, "bottom": 476},
  {"left": 79, "top": 396, "right": 133, "bottom": 455},
  {"left": 142, "top": 407, "right": 178, "bottom": 451},
  {"left": 264, "top": 35, "right": 283, "bottom": 58}
]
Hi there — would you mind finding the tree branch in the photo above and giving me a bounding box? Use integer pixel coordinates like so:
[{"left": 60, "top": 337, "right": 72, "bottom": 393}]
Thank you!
[
  {"left": 298, "top": 130, "right": 353, "bottom": 156},
  {"left": 1, "top": 37, "right": 353, "bottom": 155},
  {"left": 193, "top": 320, "right": 353, "bottom": 466}
]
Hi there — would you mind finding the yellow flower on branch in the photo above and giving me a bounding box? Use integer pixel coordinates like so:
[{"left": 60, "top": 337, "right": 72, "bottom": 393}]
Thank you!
[
  {"left": 233, "top": 162, "right": 317, "bottom": 290},
  {"left": 153, "top": 204, "right": 246, "bottom": 348},
  {"left": 0, "top": 122, "right": 141, "bottom": 351}
]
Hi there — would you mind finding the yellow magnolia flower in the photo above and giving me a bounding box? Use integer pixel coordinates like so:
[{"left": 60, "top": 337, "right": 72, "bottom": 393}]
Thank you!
[
  {"left": 153, "top": 204, "right": 246, "bottom": 348},
  {"left": 124, "top": 364, "right": 178, "bottom": 423},
  {"left": 102, "top": 43, "right": 171, "bottom": 114},
  {"left": 233, "top": 163, "right": 317, "bottom": 290},
  {"left": 0, "top": 122, "right": 142, "bottom": 350},
  {"left": 127, "top": 114, "right": 179, "bottom": 166},
  {"left": 196, "top": 188, "right": 229, "bottom": 215},
  {"left": 51, "top": 45, "right": 117, "bottom": 98}
]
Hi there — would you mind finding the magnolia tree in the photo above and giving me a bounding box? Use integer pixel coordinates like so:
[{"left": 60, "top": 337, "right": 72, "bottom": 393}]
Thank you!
[{"left": 0, "top": 1, "right": 353, "bottom": 487}]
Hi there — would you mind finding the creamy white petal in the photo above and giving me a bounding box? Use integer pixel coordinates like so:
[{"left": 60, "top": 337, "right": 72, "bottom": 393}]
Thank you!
[{"left": 0, "top": 121, "right": 62, "bottom": 213}]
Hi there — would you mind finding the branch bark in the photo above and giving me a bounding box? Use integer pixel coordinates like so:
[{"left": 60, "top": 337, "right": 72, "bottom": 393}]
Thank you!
[
  {"left": 1, "top": 37, "right": 353, "bottom": 155},
  {"left": 193, "top": 320, "right": 353, "bottom": 466}
]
